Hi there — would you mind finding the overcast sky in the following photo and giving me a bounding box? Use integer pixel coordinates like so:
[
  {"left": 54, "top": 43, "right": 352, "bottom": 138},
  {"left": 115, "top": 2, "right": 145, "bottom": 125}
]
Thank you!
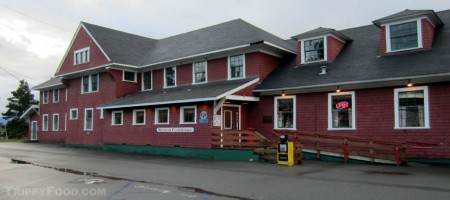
[{"left": 0, "top": 0, "right": 449, "bottom": 115}]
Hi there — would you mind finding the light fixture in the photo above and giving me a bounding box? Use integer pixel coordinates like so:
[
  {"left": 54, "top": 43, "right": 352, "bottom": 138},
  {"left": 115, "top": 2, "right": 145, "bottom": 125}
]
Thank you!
[
  {"left": 407, "top": 79, "right": 413, "bottom": 87},
  {"left": 282, "top": 90, "right": 286, "bottom": 97},
  {"left": 336, "top": 86, "right": 341, "bottom": 93}
]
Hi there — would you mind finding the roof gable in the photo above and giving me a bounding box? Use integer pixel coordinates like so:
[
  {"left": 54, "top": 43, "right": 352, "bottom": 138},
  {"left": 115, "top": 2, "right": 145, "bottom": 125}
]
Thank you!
[{"left": 372, "top": 9, "right": 443, "bottom": 27}]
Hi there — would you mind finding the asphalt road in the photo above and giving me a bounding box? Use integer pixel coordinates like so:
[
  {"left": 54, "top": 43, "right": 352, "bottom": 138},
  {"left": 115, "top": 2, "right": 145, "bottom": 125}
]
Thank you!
[{"left": 0, "top": 143, "right": 449, "bottom": 200}]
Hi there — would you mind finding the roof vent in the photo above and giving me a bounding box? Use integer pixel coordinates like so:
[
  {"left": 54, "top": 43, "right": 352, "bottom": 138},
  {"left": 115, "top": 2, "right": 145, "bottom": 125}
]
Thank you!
[{"left": 319, "top": 66, "right": 327, "bottom": 75}]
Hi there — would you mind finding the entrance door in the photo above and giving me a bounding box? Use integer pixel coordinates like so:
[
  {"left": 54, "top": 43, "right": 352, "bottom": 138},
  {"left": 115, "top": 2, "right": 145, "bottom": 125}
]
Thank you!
[
  {"left": 31, "top": 121, "right": 38, "bottom": 141},
  {"left": 223, "top": 106, "right": 240, "bottom": 130}
]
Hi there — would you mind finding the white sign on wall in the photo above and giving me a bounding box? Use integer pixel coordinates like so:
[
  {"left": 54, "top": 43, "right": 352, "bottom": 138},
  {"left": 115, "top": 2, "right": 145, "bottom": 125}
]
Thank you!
[
  {"left": 213, "top": 115, "right": 221, "bottom": 126},
  {"left": 156, "top": 127, "right": 195, "bottom": 133}
]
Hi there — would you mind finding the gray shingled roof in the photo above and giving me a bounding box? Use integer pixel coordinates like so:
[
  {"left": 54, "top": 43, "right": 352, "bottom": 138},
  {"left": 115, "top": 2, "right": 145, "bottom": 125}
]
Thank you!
[
  {"left": 32, "top": 77, "right": 63, "bottom": 90},
  {"left": 372, "top": 9, "right": 442, "bottom": 27},
  {"left": 139, "top": 19, "right": 295, "bottom": 67},
  {"left": 82, "top": 19, "right": 295, "bottom": 68},
  {"left": 254, "top": 9, "right": 450, "bottom": 92},
  {"left": 82, "top": 22, "right": 157, "bottom": 66},
  {"left": 98, "top": 77, "right": 258, "bottom": 109}
]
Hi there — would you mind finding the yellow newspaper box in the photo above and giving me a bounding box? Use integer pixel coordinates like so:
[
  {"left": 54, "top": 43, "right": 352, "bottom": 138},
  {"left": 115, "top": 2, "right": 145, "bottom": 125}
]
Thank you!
[{"left": 277, "top": 135, "right": 294, "bottom": 166}]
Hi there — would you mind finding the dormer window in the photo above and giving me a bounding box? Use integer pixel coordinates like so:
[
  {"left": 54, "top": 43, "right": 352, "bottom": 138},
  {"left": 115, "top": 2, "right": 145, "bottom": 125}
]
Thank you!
[
  {"left": 303, "top": 37, "right": 325, "bottom": 63},
  {"left": 74, "top": 47, "right": 90, "bottom": 65},
  {"left": 389, "top": 21, "right": 419, "bottom": 51}
]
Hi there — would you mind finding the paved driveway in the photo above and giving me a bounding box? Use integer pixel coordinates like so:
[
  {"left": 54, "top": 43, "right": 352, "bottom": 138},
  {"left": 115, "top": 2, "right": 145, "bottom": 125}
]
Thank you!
[{"left": 0, "top": 143, "right": 449, "bottom": 200}]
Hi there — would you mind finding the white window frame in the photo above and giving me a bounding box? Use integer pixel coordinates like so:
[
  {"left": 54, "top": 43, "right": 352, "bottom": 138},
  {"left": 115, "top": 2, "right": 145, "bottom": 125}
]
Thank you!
[
  {"left": 81, "top": 74, "right": 99, "bottom": 94},
  {"left": 180, "top": 106, "right": 197, "bottom": 124},
  {"left": 228, "top": 54, "right": 246, "bottom": 80},
  {"left": 43, "top": 91, "right": 49, "bottom": 104},
  {"left": 385, "top": 19, "right": 423, "bottom": 53},
  {"left": 42, "top": 114, "right": 48, "bottom": 131},
  {"left": 328, "top": 91, "right": 356, "bottom": 130},
  {"left": 74, "top": 47, "right": 90, "bottom": 65},
  {"left": 111, "top": 111, "right": 123, "bottom": 126},
  {"left": 70, "top": 108, "right": 78, "bottom": 120},
  {"left": 155, "top": 107, "right": 170, "bottom": 125},
  {"left": 53, "top": 89, "right": 59, "bottom": 103},
  {"left": 274, "top": 95, "right": 296, "bottom": 130},
  {"left": 164, "top": 66, "right": 177, "bottom": 88},
  {"left": 123, "top": 70, "right": 137, "bottom": 82},
  {"left": 52, "top": 113, "right": 59, "bottom": 131},
  {"left": 84, "top": 108, "right": 94, "bottom": 131},
  {"left": 300, "top": 36, "right": 328, "bottom": 64},
  {"left": 394, "top": 86, "right": 429, "bottom": 129},
  {"left": 141, "top": 71, "right": 153, "bottom": 91},
  {"left": 132, "top": 109, "right": 146, "bottom": 125},
  {"left": 192, "top": 61, "right": 208, "bottom": 84}
]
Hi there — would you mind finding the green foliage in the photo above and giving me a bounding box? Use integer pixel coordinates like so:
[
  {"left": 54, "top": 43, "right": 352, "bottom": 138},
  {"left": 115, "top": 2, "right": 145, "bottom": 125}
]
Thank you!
[
  {"left": 2, "top": 80, "right": 38, "bottom": 139},
  {"left": 5, "top": 118, "right": 28, "bottom": 139},
  {"left": 2, "top": 80, "right": 38, "bottom": 120}
]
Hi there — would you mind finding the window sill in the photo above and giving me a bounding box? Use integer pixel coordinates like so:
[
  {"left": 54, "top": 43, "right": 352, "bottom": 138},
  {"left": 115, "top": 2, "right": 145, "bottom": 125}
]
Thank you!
[
  {"left": 155, "top": 123, "right": 169, "bottom": 125},
  {"left": 164, "top": 86, "right": 176, "bottom": 89},
  {"left": 228, "top": 77, "right": 246, "bottom": 81},
  {"left": 394, "top": 126, "right": 430, "bottom": 130},
  {"left": 301, "top": 59, "right": 326, "bottom": 65},
  {"left": 387, "top": 46, "right": 421, "bottom": 53},
  {"left": 123, "top": 80, "right": 137, "bottom": 83},
  {"left": 111, "top": 124, "right": 123, "bottom": 126},
  {"left": 180, "top": 122, "right": 197, "bottom": 125},
  {"left": 192, "top": 81, "right": 207, "bottom": 85},
  {"left": 327, "top": 128, "right": 356, "bottom": 131},
  {"left": 274, "top": 128, "right": 297, "bottom": 131},
  {"left": 81, "top": 91, "right": 98, "bottom": 94},
  {"left": 132, "top": 123, "right": 146, "bottom": 126}
]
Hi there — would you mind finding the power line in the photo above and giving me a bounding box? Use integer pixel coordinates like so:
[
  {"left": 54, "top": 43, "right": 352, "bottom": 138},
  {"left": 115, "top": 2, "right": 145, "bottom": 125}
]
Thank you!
[
  {"left": 0, "top": 65, "right": 21, "bottom": 81},
  {"left": 0, "top": 3, "right": 72, "bottom": 33}
]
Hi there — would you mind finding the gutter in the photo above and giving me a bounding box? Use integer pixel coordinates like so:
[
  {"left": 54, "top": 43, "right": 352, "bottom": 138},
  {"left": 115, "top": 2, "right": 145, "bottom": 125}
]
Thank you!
[{"left": 254, "top": 72, "right": 450, "bottom": 93}]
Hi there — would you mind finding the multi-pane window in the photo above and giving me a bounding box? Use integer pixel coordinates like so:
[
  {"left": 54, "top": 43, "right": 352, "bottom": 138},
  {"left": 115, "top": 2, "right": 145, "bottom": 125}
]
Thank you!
[
  {"left": 82, "top": 74, "right": 99, "bottom": 93},
  {"left": 329, "top": 92, "right": 355, "bottom": 129},
  {"left": 74, "top": 47, "right": 90, "bottom": 65},
  {"left": 390, "top": 21, "right": 418, "bottom": 51},
  {"left": 155, "top": 108, "right": 169, "bottom": 124},
  {"left": 133, "top": 109, "right": 145, "bottom": 125},
  {"left": 395, "top": 87, "right": 429, "bottom": 128},
  {"left": 229, "top": 54, "right": 244, "bottom": 79},
  {"left": 43, "top": 91, "right": 49, "bottom": 104},
  {"left": 84, "top": 109, "right": 93, "bottom": 131},
  {"left": 304, "top": 38, "right": 325, "bottom": 62},
  {"left": 275, "top": 96, "right": 296, "bottom": 129},
  {"left": 142, "top": 71, "right": 152, "bottom": 90},
  {"left": 123, "top": 71, "right": 136, "bottom": 82},
  {"left": 42, "top": 114, "right": 48, "bottom": 131},
  {"left": 165, "top": 67, "right": 176, "bottom": 87},
  {"left": 70, "top": 109, "right": 78, "bottom": 120},
  {"left": 111, "top": 111, "right": 123, "bottom": 126},
  {"left": 53, "top": 114, "right": 59, "bottom": 131},
  {"left": 193, "top": 61, "right": 207, "bottom": 84},
  {"left": 53, "top": 89, "right": 59, "bottom": 103},
  {"left": 180, "top": 106, "right": 196, "bottom": 124}
]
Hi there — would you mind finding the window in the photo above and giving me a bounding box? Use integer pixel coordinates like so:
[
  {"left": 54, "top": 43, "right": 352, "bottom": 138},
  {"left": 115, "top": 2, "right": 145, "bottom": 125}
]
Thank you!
[
  {"left": 43, "top": 91, "right": 49, "bottom": 104},
  {"left": 142, "top": 71, "right": 152, "bottom": 90},
  {"left": 42, "top": 114, "right": 48, "bottom": 131},
  {"left": 155, "top": 108, "right": 169, "bottom": 124},
  {"left": 193, "top": 61, "right": 207, "bottom": 84},
  {"left": 274, "top": 96, "right": 296, "bottom": 130},
  {"left": 165, "top": 67, "right": 176, "bottom": 87},
  {"left": 70, "top": 109, "right": 78, "bottom": 120},
  {"left": 84, "top": 108, "right": 93, "bottom": 131},
  {"left": 229, "top": 54, "right": 245, "bottom": 79},
  {"left": 303, "top": 38, "right": 325, "bottom": 63},
  {"left": 81, "top": 74, "right": 99, "bottom": 93},
  {"left": 53, "top": 114, "right": 59, "bottom": 131},
  {"left": 123, "top": 71, "right": 137, "bottom": 82},
  {"left": 180, "top": 106, "right": 197, "bottom": 124},
  {"left": 74, "top": 47, "right": 90, "bottom": 65},
  {"left": 53, "top": 89, "right": 59, "bottom": 103},
  {"left": 133, "top": 109, "right": 146, "bottom": 125},
  {"left": 394, "top": 86, "right": 429, "bottom": 129},
  {"left": 111, "top": 111, "right": 123, "bottom": 126},
  {"left": 328, "top": 92, "right": 356, "bottom": 130},
  {"left": 389, "top": 21, "right": 419, "bottom": 51}
]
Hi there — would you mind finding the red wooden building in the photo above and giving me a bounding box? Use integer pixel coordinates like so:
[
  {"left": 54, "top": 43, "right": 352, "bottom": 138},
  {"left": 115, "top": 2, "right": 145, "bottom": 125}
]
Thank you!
[{"left": 22, "top": 9, "right": 450, "bottom": 160}]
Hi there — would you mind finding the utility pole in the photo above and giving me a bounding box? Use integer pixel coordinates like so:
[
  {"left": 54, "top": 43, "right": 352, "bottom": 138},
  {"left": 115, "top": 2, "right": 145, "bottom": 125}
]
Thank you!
[{"left": 4, "top": 123, "right": 8, "bottom": 140}]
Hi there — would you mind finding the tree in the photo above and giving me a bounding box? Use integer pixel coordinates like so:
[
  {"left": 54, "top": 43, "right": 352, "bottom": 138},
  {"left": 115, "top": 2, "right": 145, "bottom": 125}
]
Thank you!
[
  {"left": 2, "top": 80, "right": 38, "bottom": 139},
  {"left": 2, "top": 80, "right": 38, "bottom": 119}
]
